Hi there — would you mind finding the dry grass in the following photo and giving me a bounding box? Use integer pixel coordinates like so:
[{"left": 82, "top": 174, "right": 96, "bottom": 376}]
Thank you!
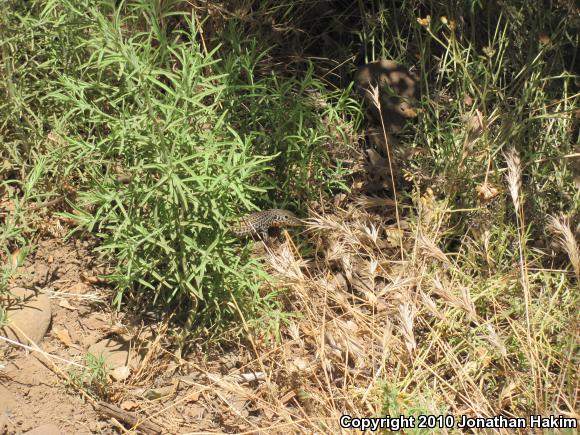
[
  {"left": 124, "top": 142, "right": 577, "bottom": 432},
  {"left": 547, "top": 214, "right": 580, "bottom": 281},
  {"left": 161, "top": 179, "right": 572, "bottom": 432},
  {"left": 94, "top": 143, "right": 577, "bottom": 433}
]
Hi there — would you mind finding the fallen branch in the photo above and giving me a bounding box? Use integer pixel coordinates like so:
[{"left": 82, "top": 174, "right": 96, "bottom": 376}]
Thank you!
[{"left": 96, "top": 401, "right": 165, "bottom": 435}]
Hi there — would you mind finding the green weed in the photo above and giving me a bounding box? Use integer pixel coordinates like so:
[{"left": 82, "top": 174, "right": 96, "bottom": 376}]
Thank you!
[
  {"left": 2, "top": 0, "right": 356, "bottom": 335},
  {"left": 67, "top": 353, "right": 110, "bottom": 399}
]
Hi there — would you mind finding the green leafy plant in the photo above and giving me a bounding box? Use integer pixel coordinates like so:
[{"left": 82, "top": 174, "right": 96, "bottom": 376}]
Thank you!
[
  {"left": 67, "top": 353, "right": 110, "bottom": 399},
  {"left": 0, "top": 0, "right": 355, "bottom": 335}
]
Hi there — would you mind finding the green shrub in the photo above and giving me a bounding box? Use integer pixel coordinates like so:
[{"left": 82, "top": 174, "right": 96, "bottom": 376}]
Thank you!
[{"left": 1, "top": 0, "right": 355, "bottom": 333}]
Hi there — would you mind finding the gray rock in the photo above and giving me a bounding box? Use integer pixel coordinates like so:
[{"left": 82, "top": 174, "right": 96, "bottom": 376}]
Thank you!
[{"left": 0, "top": 287, "right": 52, "bottom": 346}]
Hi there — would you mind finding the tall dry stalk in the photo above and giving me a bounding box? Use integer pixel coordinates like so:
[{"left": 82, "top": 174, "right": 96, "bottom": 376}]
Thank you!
[
  {"left": 504, "top": 147, "right": 542, "bottom": 410},
  {"left": 366, "top": 83, "right": 404, "bottom": 260}
]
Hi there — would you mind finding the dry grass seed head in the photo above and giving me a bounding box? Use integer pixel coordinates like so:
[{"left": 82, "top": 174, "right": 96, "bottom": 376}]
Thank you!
[
  {"left": 353, "top": 194, "right": 396, "bottom": 210},
  {"left": 417, "top": 231, "right": 451, "bottom": 265},
  {"left": 265, "top": 242, "right": 306, "bottom": 282},
  {"left": 504, "top": 147, "right": 523, "bottom": 211},
  {"left": 546, "top": 214, "right": 580, "bottom": 280}
]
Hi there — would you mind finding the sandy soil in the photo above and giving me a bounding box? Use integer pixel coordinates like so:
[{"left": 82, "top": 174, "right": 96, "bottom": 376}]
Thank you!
[
  {"left": 1, "top": 231, "right": 279, "bottom": 434},
  {"left": 1, "top": 237, "right": 118, "bottom": 434}
]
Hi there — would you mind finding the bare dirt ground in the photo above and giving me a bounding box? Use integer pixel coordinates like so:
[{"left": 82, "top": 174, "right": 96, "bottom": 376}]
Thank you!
[
  {"left": 1, "top": 235, "right": 118, "bottom": 434},
  {"left": 1, "top": 229, "right": 298, "bottom": 434}
]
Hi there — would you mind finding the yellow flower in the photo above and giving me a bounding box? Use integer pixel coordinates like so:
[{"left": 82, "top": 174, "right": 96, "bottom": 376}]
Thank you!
[
  {"left": 417, "top": 15, "right": 431, "bottom": 27},
  {"left": 482, "top": 46, "right": 496, "bottom": 57}
]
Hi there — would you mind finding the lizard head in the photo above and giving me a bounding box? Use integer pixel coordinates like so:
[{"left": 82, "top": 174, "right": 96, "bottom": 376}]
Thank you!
[{"left": 271, "top": 209, "right": 303, "bottom": 228}]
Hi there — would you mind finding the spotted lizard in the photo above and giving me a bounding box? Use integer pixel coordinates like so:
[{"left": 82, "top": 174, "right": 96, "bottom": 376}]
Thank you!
[{"left": 230, "top": 209, "right": 303, "bottom": 240}]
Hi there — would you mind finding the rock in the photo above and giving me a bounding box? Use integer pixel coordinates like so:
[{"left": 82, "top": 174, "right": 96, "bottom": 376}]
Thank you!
[
  {"left": 141, "top": 380, "right": 178, "bottom": 400},
  {"left": 354, "top": 59, "right": 419, "bottom": 133},
  {"left": 0, "top": 287, "right": 52, "bottom": 346},
  {"left": 88, "top": 337, "right": 142, "bottom": 370},
  {"left": 110, "top": 365, "right": 131, "bottom": 382},
  {"left": 23, "top": 424, "right": 61, "bottom": 435}
]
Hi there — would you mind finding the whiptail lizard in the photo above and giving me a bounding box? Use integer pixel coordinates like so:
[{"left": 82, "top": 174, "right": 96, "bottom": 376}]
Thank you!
[{"left": 230, "top": 209, "right": 303, "bottom": 240}]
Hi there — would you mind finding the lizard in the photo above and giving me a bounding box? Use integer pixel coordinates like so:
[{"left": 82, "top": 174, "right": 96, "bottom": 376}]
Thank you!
[{"left": 230, "top": 209, "right": 303, "bottom": 241}]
